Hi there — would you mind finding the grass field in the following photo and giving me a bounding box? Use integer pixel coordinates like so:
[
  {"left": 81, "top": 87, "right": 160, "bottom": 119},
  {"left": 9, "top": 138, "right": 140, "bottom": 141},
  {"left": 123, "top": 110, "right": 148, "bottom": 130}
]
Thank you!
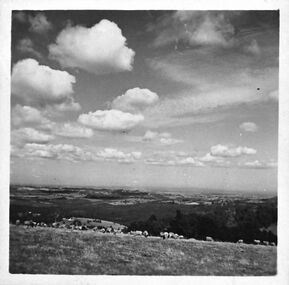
[{"left": 10, "top": 225, "right": 277, "bottom": 275}]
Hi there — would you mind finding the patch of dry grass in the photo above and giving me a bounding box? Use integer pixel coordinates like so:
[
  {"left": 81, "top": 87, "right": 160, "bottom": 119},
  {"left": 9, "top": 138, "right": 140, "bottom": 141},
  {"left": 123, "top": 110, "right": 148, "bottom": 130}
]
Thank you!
[{"left": 9, "top": 225, "right": 276, "bottom": 275}]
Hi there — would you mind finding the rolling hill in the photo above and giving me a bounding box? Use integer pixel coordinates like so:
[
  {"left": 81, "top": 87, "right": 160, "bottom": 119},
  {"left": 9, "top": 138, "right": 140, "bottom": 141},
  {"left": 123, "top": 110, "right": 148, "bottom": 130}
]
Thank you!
[{"left": 9, "top": 225, "right": 276, "bottom": 275}]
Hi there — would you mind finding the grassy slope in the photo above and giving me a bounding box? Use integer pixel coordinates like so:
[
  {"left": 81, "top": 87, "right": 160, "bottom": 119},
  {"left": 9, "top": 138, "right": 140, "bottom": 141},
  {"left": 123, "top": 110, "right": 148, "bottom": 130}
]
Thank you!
[{"left": 9, "top": 225, "right": 276, "bottom": 275}]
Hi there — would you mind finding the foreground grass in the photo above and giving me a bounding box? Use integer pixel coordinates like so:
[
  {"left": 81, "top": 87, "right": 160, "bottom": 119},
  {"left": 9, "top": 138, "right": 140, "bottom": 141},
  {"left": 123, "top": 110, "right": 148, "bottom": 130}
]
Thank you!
[{"left": 10, "top": 225, "right": 276, "bottom": 275}]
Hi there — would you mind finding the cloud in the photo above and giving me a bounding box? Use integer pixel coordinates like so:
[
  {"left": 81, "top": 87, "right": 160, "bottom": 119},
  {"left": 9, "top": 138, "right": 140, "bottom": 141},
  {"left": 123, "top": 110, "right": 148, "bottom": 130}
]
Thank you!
[
  {"left": 12, "top": 128, "right": 54, "bottom": 145},
  {"left": 148, "top": 55, "right": 277, "bottom": 99},
  {"left": 150, "top": 11, "right": 235, "bottom": 48},
  {"left": 145, "top": 155, "right": 204, "bottom": 167},
  {"left": 144, "top": 149, "right": 234, "bottom": 168},
  {"left": 145, "top": 159, "right": 176, "bottom": 166},
  {"left": 197, "top": 153, "right": 232, "bottom": 168},
  {"left": 142, "top": 110, "right": 230, "bottom": 129},
  {"left": 143, "top": 130, "right": 164, "bottom": 141},
  {"left": 145, "top": 149, "right": 234, "bottom": 168},
  {"left": 145, "top": 150, "right": 203, "bottom": 167},
  {"left": 268, "top": 90, "right": 278, "bottom": 101},
  {"left": 198, "top": 153, "right": 224, "bottom": 163},
  {"left": 13, "top": 11, "right": 27, "bottom": 23},
  {"left": 143, "top": 130, "right": 183, "bottom": 145},
  {"left": 16, "top": 38, "right": 42, "bottom": 58},
  {"left": 43, "top": 99, "right": 82, "bottom": 118},
  {"left": 210, "top": 144, "right": 256, "bottom": 157},
  {"left": 52, "top": 98, "right": 81, "bottom": 112},
  {"left": 145, "top": 150, "right": 187, "bottom": 161},
  {"left": 176, "top": 157, "right": 204, "bottom": 167},
  {"left": 52, "top": 123, "right": 93, "bottom": 138},
  {"left": 239, "top": 122, "right": 258, "bottom": 132},
  {"left": 143, "top": 85, "right": 262, "bottom": 128},
  {"left": 145, "top": 148, "right": 275, "bottom": 169},
  {"left": 178, "top": 12, "right": 235, "bottom": 47},
  {"left": 11, "top": 105, "right": 52, "bottom": 129},
  {"left": 159, "top": 138, "right": 182, "bottom": 145},
  {"left": 267, "top": 161, "right": 278, "bottom": 168},
  {"left": 150, "top": 11, "right": 266, "bottom": 54},
  {"left": 13, "top": 12, "right": 52, "bottom": 34},
  {"left": 111, "top": 88, "right": 159, "bottom": 112},
  {"left": 239, "top": 160, "right": 278, "bottom": 169},
  {"left": 11, "top": 58, "right": 76, "bottom": 106},
  {"left": 244, "top": 39, "right": 261, "bottom": 55},
  {"left": 13, "top": 143, "right": 141, "bottom": 164},
  {"left": 78, "top": 109, "right": 144, "bottom": 131},
  {"left": 49, "top": 19, "right": 135, "bottom": 75},
  {"left": 242, "top": 160, "right": 262, "bottom": 168},
  {"left": 28, "top": 13, "right": 52, "bottom": 34},
  {"left": 14, "top": 143, "right": 93, "bottom": 161},
  {"left": 144, "top": 52, "right": 278, "bottom": 127},
  {"left": 96, "top": 148, "right": 141, "bottom": 163}
]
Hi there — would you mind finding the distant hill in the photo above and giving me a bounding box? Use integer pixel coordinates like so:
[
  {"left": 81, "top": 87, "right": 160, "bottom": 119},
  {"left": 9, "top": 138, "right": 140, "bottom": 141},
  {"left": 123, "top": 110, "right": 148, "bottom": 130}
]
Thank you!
[
  {"left": 10, "top": 225, "right": 276, "bottom": 275},
  {"left": 10, "top": 185, "right": 278, "bottom": 244}
]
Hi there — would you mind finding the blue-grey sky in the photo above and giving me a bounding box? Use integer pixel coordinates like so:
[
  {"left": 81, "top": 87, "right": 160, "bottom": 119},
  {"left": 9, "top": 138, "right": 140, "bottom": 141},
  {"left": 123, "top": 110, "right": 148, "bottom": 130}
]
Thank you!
[{"left": 10, "top": 10, "right": 279, "bottom": 193}]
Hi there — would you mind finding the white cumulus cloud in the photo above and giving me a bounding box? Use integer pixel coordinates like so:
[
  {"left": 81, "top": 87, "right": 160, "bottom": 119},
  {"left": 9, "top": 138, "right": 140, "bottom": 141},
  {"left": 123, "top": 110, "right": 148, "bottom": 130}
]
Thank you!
[
  {"left": 49, "top": 19, "right": 135, "bottom": 75},
  {"left": 11, "top": 105, "right": 52, "bottom": 129},
  {"left": 11, "top": 58, "right": 76, "bottom": 106},
  {"left": 210, "top": 144, "right": 256, "bottom": 157},
  {"left": 13, "top": 143, "right": 141, "bottom": 164},
  {"left": 53, "top": 123, "right": 93, "bottom": 138},
  {"left": 239, "top": 122, "right": 258, "bottom": 132},
  {"left": 199, "top": 153, "right": 224, "bottom": 163},
  {"left": 159, "top": 138, "right": 183, "bottom": 145},
  {"left": 177, "top": 157, "right": 204, "bottom": 167},
  {"left": 78, "top": 109, "right": 144, "bottom": 131},
  {"left": 96, "top": 148, "right": 142, "bottom": 163},
  {"left": 12, "top": 128, "right": 55, "bottom": 145},
  {"left": 143, "top": 130, "right": 162, "bottom": 141},
  {"left": 143, "top": 130, "right": 183, "bottom": 146},
  {"left": 111, "top": 88, "right": 159, "bottom": 112},
  {"left": 16, "top": 143, "right": 93, "bottom": 161}
]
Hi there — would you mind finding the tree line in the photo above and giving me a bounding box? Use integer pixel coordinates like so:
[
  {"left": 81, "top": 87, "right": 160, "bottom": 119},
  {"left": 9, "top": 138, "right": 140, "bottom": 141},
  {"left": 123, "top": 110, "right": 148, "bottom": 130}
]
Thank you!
[{"left": 127, "top": 202, "right": 277, "bottom": 244}]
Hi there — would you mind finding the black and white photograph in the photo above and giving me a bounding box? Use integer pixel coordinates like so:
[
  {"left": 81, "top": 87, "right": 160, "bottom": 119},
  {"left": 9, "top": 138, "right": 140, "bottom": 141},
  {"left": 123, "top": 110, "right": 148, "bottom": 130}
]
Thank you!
[{"left": 1, "top": 0, "right": 289, "bottom": 283}]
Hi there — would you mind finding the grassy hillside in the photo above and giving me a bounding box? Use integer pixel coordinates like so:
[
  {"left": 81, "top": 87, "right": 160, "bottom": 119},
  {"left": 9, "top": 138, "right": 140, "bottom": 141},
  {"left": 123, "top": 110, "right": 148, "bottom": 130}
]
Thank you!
[{"left": 10, "top": 225, "right": 276, "bottom": 275}]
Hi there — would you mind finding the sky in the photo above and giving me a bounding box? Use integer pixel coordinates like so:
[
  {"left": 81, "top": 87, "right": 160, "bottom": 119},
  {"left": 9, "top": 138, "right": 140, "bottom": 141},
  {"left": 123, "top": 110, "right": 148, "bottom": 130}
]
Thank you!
[{"left": 10, "top": 10, "right": 279, "bottom": 193}]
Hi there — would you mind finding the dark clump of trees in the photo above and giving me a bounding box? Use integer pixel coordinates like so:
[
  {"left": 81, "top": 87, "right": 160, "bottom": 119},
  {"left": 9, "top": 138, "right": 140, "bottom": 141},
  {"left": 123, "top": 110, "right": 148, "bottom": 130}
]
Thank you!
[
  {"left": 128, "top": 211, "right": 221, "bottom": 240},
  {"left": 169, "top": 210, "right": 220, "bottom": 240},
  {"left": 128, "top": 214, "right": 166, "bottom": 236},
  {"left": 127, "top": 203, "right": 277, "bottom": 244}
]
